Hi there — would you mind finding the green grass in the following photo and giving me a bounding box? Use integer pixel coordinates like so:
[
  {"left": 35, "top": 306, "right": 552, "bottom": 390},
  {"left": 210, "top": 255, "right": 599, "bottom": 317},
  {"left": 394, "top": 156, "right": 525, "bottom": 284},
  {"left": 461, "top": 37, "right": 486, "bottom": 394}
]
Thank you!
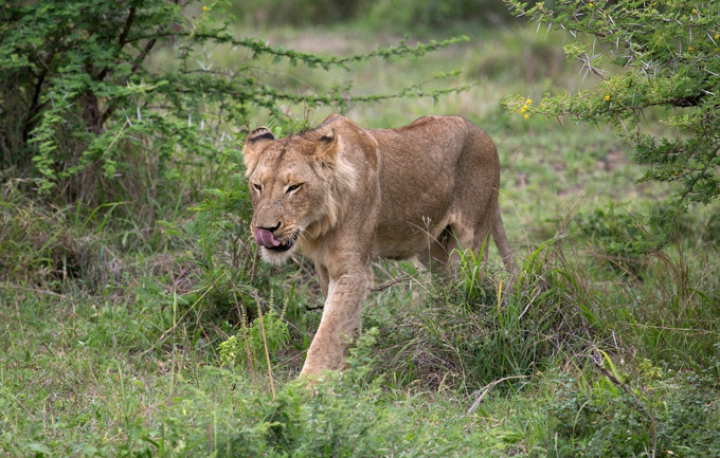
[{"left": 2, "top": 21, "right": 720, "bottom": 457}]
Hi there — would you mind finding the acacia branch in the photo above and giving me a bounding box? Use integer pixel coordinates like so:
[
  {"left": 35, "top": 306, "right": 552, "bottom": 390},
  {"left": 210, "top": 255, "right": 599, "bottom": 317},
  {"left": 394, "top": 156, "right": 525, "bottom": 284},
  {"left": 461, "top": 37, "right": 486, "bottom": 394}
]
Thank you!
[
  {"left": 98, "top": 1, "right": 181, "bottom": 127},
  {"left": 122, "top": 31, "right": 468, "bottom": 70},
  {"left": 95, "top": 7, "right": 136, "bottom": 82},
  {"left": 23, "top": 32, "right": 62, "bottom": 144}
]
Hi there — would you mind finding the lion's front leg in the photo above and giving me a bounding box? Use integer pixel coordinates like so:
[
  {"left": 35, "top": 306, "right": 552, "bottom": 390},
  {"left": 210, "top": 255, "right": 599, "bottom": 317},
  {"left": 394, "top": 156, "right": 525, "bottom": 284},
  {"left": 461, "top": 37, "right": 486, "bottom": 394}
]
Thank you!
[
  {"left": 315, "top": 261, "right": 330, "bottom": 298},
  {"left": 300, "top": 269, "right": 369, "bottom": 377}
]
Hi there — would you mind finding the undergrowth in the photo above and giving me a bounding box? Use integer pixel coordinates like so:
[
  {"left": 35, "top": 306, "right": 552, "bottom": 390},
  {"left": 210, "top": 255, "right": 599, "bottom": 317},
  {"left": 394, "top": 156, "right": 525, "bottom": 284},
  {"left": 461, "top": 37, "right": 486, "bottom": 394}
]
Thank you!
[{"left": 2, "top": 192, "right": 719, "bottom": 456}]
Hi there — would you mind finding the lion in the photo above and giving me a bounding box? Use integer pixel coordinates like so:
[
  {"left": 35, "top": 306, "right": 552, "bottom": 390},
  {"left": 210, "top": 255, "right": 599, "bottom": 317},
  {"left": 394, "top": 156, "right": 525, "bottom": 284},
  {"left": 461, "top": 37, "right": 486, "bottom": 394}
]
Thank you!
[{"left": 243, "top": 113, "right": 515, "bottom": 377}]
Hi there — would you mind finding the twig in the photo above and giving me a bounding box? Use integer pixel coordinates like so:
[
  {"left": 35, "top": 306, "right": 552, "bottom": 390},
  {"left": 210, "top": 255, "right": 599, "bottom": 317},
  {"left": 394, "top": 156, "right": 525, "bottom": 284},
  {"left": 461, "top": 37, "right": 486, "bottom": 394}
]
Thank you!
[
  {"left": 590, "top": 349, "right": 657, "bottom": 457},
  {"left": 466, "top": 375, "right": 529, "bottom": 415},
  {"left": 255, "top": 295, "right": 276, "bottom": 399},
  {"left": 371, "top": 274, "right": 413, "bottom": 292}
]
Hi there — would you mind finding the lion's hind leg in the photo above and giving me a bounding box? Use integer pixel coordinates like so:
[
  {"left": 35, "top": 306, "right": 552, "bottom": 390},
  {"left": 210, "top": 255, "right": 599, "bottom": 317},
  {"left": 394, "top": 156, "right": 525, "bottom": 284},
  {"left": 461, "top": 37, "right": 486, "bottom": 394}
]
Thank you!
[
  {"left": 444, "top": 217, "right": 492, "bottom": 269},
  {"left": 464, "top": 206, "right": 516, "bottom": 274},
  {"left": 415, "top": 226, "right": 453, "bottom": 273}
]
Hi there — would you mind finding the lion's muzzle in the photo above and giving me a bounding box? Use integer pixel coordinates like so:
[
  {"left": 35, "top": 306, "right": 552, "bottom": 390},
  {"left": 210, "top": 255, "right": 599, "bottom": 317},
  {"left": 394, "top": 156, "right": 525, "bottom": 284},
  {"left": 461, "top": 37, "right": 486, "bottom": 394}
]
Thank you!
[{"left": 254, "top": 227, "right": 298, "bottom": 253}]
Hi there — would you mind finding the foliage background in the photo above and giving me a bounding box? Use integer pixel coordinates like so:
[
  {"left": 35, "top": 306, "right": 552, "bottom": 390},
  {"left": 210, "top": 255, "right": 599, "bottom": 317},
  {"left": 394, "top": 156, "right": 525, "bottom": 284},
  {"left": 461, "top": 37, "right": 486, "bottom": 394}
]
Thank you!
[
  {"left": 506, "top": 0, "right": 720, "bottom": 205},
  {"left": 1, "top": 0, "right": 719, "bottom": 456}
]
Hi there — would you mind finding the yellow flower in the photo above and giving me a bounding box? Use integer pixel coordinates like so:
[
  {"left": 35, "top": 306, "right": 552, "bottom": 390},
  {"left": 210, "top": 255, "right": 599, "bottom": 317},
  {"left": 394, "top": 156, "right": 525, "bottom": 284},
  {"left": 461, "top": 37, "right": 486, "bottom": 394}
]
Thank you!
[
  {"left": 524, "top": 114, "right": 530, "bottom": 120},
  {"left": 202, "top": 5, "right": 208, "bottom": 12},
  {"left": 715, "top": 34, "right": 719, "bottom": 40},
  {"left": 605, "top": 94, "right": 611, "bottom": 101},
  {"left": 526, "top": 99, "right": 532, "bottom": 105},
  {"left": 520, "top": 107, "right": 526, "bottom": 114},
  {"left": 691, "top": 8, "right": 697, "bottom": 14},
  {"left": 588, "top": 2, "right": 594, "bottom": 7},
  {"left": 688, "top": 46, "right": 694, "bottom": 52}
]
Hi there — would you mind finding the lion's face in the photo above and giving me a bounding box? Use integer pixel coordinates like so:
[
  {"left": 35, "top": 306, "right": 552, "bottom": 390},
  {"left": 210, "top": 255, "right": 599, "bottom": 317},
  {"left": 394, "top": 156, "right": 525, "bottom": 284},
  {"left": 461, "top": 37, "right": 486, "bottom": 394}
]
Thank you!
[
  {"left": 247, "top": 149, "right": 326, "bottom": 263},
  {"left": 243, "top": 126, "right": 348, "bottom": 264}
]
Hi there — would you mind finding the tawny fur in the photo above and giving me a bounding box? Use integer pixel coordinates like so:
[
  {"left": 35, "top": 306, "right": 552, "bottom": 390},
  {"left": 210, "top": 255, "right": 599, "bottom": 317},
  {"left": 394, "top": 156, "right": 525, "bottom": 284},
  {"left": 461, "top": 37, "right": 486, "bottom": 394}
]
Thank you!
[{"left": 243, "top": 113, "right": 515, "bottom": 377}]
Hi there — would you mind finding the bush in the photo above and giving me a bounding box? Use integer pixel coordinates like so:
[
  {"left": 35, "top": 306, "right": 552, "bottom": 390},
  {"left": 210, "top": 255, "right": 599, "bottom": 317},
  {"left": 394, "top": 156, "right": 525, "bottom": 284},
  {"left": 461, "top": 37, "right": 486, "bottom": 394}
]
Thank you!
[
  {"left": 576, "top": 202, "right": 669, "bottom": 278},
  {"left": 361, "top": 239, "right": 603, "bottom": 390},
  {"left": 216, "top": 330, "right": 516, "bottom": 457},
  {"left": 0, "top": 0, "right": 466, "bottom": 213},
  {"left": 505, "top": 0, "right": 720, "bottom": 205},
  {"left": 548, "top": 359, "right": 720, "bottom": 458}
]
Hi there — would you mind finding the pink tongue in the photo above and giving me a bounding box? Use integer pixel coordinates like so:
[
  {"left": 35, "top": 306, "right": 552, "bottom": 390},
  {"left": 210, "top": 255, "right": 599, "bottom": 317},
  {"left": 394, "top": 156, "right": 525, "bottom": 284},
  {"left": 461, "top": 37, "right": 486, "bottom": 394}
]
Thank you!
[{"left": 254, "top": 228, "right": 281, "bottom": 247}]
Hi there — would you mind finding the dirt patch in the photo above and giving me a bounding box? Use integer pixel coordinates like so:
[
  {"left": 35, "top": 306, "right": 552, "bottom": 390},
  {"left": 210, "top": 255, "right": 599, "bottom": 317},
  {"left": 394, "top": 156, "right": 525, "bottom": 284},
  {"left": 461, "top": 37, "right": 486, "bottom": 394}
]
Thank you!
[{"left": 597, "top": 149, "right": 625, "bottom": 172}]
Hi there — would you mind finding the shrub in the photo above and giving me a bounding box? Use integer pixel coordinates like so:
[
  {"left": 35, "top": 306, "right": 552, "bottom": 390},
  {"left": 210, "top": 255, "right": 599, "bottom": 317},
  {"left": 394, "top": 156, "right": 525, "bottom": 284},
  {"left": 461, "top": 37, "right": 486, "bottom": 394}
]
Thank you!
[
  {"left": 361, "top": 239, "right": 602, "bottom": 390},
  {"left": 216, "top": 329, "right": 516, "bottom": 457},
  {"left": 0, "top": 0, "right": 467, "bottom": 213},
  {"left": 505, "top": 0, "right": 720, "bottom": 205},
  {"left": 576, "top": 202, "right": 669, "bottom": 278},
  {"left": 547, "top": 360, "right": 720, "bottom": 458}
]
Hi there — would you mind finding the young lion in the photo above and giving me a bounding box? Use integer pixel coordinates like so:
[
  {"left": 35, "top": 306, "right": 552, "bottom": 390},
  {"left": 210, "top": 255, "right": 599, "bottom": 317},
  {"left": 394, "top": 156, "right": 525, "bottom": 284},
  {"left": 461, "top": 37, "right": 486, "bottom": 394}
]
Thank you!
[{"left": 243, "top": 113, "right": 515, "bottom": 377}]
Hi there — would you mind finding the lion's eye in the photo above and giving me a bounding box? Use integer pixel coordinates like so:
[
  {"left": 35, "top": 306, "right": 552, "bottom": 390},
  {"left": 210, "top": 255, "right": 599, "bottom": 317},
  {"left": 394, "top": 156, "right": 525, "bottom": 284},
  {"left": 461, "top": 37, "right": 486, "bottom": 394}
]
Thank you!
[
  {"left": 252, "top": 183, "right": 262, "bottom": 193},
  {"left": 286, "top": 183, "right": 303, "bottom": 194}
]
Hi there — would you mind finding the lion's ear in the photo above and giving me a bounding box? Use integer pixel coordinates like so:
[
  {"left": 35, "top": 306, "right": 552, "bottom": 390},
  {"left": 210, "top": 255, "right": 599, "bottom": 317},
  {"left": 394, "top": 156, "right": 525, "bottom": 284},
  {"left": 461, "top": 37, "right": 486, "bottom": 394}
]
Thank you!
[
  {"left": 315, "top": 128, "right": 340, "bottom": 162},
  {"left": 243, "top": 127, "right": 274, "bottom": 176}
]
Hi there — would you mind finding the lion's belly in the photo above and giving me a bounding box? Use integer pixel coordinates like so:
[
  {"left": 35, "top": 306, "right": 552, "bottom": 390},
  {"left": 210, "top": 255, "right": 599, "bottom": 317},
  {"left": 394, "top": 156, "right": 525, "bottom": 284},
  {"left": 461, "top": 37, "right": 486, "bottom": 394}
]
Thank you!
[
  {"left": 371, "top": 156, "right": 456, "bottom": 259},
  {"left": 367, "top": 118, "right": 491, "bottom": 261},
  {"left": 372, "top": 231, "right": 444, "bottom": 260},
  {"left": 372, "top": 202, "right": 452, "bottom": 260}
]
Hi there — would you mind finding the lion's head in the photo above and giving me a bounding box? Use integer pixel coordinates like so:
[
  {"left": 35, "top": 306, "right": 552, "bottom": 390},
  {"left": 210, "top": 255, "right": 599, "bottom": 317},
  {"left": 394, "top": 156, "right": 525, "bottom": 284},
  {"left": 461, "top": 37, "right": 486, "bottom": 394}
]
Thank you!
[{"left": 242, "top": 117, "right": 362, "bottom": 264}]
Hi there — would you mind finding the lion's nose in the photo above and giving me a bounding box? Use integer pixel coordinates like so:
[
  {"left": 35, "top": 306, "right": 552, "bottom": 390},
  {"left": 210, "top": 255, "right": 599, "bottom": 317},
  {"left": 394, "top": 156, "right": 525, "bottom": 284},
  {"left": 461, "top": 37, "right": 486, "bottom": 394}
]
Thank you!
[{"left": 256, "top": 222, "right": 281, "bottom": 233}]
